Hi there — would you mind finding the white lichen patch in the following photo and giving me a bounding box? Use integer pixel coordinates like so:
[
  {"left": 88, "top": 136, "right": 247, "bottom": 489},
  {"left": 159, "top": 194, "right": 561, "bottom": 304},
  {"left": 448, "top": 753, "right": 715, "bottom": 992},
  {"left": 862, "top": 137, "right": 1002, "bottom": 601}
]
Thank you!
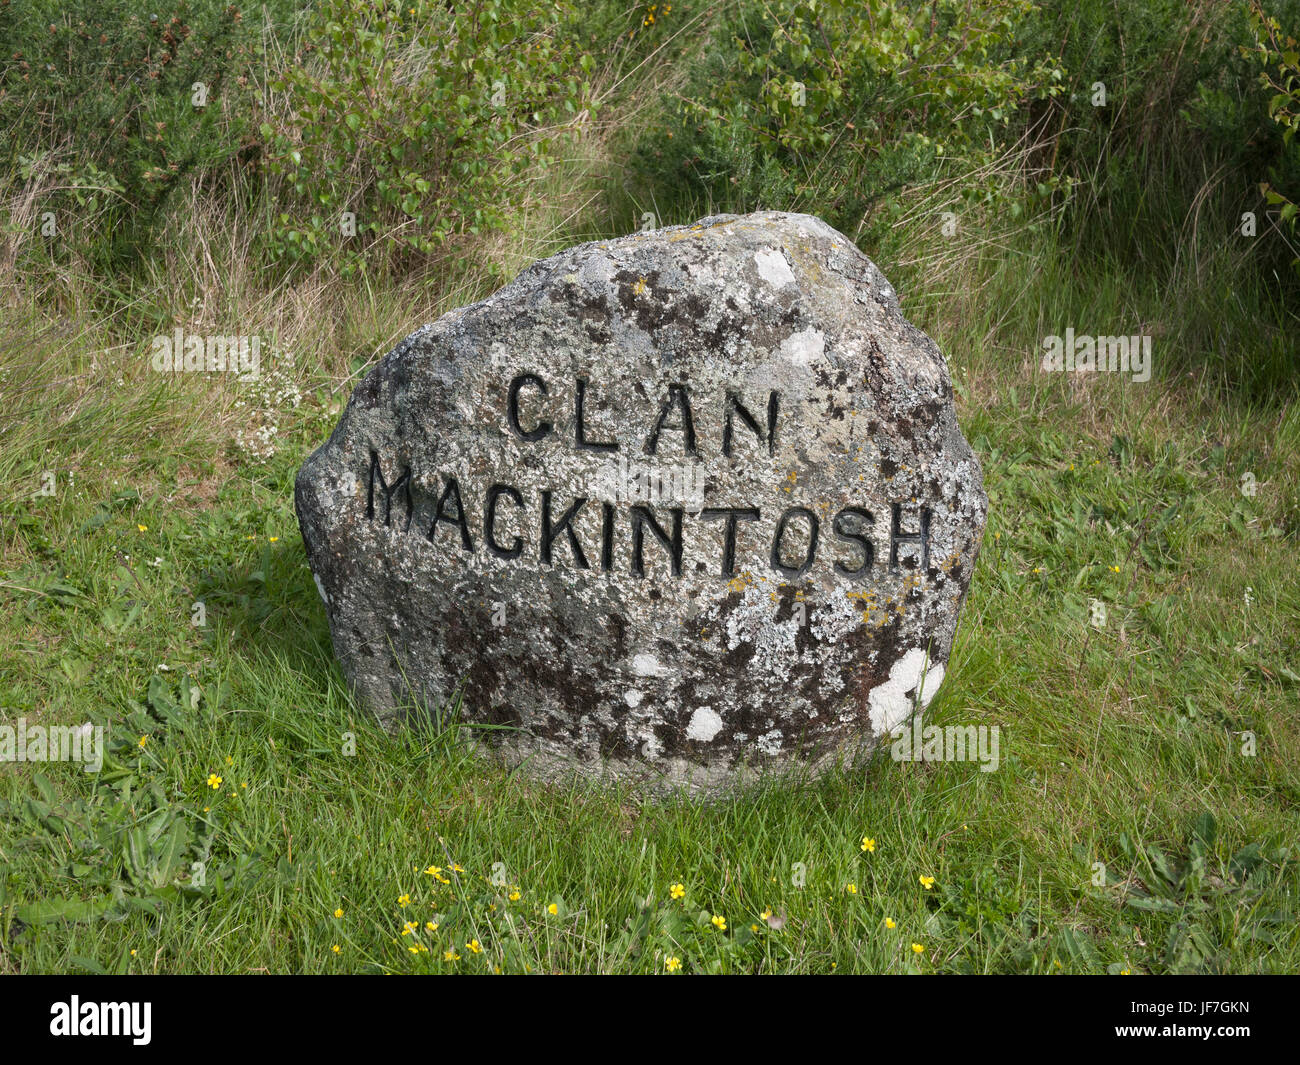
[
  {"left": 687, "top": 706, "right": 724, "bottom": 742},
  {"left": 778, "top": 327, "right": 825, "bottom": 366},
  {"left": 632, "top": 653, "right": 666, "bottom": 678},
  {"left": 721, "top": 579, "right": 802, "bottom": 680},
  {"left": 867, "top": 648, "right": 946, "bottom": 736},
  {"left": 754, "top": 247, "right": 796, "bottom": 288}
]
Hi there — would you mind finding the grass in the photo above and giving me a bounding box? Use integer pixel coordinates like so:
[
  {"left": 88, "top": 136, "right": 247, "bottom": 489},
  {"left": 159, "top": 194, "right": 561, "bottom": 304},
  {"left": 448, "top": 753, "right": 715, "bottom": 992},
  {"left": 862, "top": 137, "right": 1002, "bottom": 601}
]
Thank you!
[
  {"left": 1, "top": 0, "right": 1298, "bottom": 975},
  {"left": 3, "top": 220, "right": 1296, "bottom": 973}
]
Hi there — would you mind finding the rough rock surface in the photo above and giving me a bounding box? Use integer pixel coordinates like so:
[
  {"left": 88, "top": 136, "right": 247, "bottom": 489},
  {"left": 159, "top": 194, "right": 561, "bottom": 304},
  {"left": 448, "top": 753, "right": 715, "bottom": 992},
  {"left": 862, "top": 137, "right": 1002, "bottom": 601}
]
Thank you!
[{"left": 295, "top": 211, "right": 987, "bottom": 793}]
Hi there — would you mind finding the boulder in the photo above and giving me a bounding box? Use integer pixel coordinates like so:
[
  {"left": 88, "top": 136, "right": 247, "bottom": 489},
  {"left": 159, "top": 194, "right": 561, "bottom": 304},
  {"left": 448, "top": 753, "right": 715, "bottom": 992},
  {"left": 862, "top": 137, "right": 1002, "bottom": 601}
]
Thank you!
[{"left": 295, "top": 212, "right": 987, "bottom": 793}]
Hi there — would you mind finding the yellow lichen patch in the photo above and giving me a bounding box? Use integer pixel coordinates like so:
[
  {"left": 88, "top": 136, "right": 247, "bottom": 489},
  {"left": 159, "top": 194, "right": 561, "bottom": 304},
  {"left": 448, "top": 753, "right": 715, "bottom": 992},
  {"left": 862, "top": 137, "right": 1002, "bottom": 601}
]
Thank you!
[
  {"left": 726, "top": 569, "right": 756, "bottom": 594},
  {"left": 784, "top": 244, "right": 825, "bottom": 286},
  {"left": 668, "top": 220, "right": 732, "bottom": 242}
]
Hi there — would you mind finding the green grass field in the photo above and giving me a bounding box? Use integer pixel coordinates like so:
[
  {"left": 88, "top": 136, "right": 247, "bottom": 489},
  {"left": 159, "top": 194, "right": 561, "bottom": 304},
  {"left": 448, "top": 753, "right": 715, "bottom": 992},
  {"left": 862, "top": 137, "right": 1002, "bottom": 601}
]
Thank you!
[{"left": 1, "top": 0, "right": 1298, "bottom": 974}]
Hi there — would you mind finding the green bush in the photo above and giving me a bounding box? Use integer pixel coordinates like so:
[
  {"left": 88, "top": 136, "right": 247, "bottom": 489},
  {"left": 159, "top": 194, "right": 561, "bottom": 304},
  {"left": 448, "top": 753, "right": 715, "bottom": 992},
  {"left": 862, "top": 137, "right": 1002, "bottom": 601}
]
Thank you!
[
  {"left": 0, "top": 0, "right": 287, "bottom": 269},
  {"left": 1014, "top": 0, "right": 1300, "bottom": 268},
  {"left": 628, "top": 0, "right": 1067, "bottom": 236},
  {"left": 1245, "top": 0, "right": 1300, "bottom": 265},
  {"left": 257, "top": 0, "right": 599, "bottom": 275}
]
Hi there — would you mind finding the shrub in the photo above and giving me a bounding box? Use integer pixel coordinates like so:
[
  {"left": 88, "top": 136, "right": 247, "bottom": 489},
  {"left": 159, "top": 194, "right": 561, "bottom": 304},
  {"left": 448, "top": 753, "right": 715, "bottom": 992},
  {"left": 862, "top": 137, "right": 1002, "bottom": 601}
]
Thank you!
[
  {"left": 257, "top": 0, "right": 599, "bottom": 276},
  {"left": 1244, "top": 0, "right": 1300, "bottom": 267},
  {"left": 629, "top": 0, "right": 1067, "bottom": 236},
  {"left": 0, "top": 0, "right": 283, "bottom": 270}
]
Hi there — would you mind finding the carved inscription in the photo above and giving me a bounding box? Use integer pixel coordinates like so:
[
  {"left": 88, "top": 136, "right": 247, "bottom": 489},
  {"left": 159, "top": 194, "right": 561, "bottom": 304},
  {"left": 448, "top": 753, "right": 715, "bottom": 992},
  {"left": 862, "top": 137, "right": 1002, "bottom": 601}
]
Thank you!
[{"left": 364, "top": 375, "right": 932, "bottom": 579}]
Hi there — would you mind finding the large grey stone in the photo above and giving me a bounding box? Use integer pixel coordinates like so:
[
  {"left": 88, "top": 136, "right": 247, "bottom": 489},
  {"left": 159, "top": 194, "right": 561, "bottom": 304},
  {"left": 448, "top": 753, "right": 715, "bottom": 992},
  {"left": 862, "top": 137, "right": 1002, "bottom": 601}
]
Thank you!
[{"left": 295, "top": 211, "right": 987, "bottom": 793}]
